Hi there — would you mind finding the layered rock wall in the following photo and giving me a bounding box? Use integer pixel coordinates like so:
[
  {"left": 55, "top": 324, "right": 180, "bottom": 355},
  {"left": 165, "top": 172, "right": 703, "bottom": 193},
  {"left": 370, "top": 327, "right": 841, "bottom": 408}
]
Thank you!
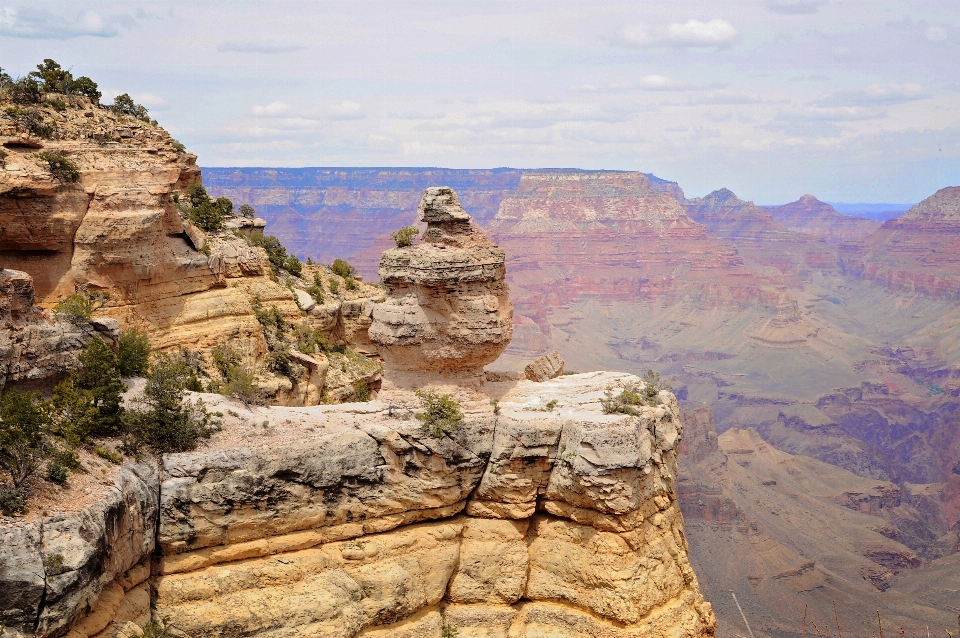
[{"left": 148, "top": 373, "right": 714, "bottom": 637}]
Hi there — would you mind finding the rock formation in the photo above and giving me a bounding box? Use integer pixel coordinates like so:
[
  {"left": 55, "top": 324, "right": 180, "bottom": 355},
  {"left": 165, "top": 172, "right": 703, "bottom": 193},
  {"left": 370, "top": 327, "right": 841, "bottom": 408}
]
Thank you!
[
  {"left": 0, "top": 268, "right": 115, "bottom": 388},
  {"left": 369, "top": 186, "right": 513, "bottom": 382},
  {"left": 0, "top": 190, "right": 717, "bottom": 636},
  {"left": 0, "top": 93, "right": 382, "bottom": 405},
  {"left": 840, "top": 186, "right": 960, "bottom": 299},
  {"left": 761, "top": 194, "right": 880, "bottom": 244}
]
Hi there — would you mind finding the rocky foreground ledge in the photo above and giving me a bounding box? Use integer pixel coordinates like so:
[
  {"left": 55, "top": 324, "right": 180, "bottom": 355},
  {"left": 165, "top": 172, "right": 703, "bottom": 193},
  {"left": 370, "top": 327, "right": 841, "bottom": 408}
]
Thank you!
[{"left": 0, "top": 372, "right": 714, "bottom": 637}]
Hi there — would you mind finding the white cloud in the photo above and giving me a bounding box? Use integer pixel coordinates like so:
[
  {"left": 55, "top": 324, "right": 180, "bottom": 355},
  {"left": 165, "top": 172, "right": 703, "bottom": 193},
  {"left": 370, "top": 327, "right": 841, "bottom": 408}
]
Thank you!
[
  {"left": 636, "top": 74, "right": 689, "bottom": 90},
  {"left": 766, "top": 0, "right": 828, "bottom": 15},
  {"left": 572, "top": 75, "right": 690, "bottom": 93},
  {"left": 815, "top": 83, "right": 928, "bottom": 107},
  {"left": 614, "top": 19, "right": 738, "bottom": 49},
  {"left": 0, "top": 6, "right": 134, "bottom": 38},
  {"left": 251, "top": 101, "right": 292, "bottom": 117},
  {"left": 327, "top": 100, "right": 365, "bottom": 120},
  {"left": 925, "top": 27, "right": 948, "bottom": 42},
  {"left": 217, "top": 41, "right": 306, "bottom": 54}
]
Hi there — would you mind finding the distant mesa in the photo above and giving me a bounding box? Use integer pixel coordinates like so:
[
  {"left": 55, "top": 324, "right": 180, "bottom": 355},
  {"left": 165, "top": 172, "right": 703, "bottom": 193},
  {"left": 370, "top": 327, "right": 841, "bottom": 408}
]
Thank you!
[
  {"left": 761, "top": 194, "right": 881, "bottom": 244},
  {"left": 840, "top": 185, "right": 960, "bottom": 299}
]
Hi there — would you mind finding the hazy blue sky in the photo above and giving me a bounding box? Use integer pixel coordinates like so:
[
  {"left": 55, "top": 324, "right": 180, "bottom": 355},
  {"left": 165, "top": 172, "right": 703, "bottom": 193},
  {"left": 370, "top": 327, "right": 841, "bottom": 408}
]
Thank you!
[{"left": 3, "top": 1, "right": 959, "bottom": 202}]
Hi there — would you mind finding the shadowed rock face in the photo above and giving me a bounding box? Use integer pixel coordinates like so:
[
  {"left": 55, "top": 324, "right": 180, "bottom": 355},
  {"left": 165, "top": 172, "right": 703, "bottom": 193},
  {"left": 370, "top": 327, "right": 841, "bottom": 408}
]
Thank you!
[{"left": 370, "top": 187, "right": 513, "bottom": 377}]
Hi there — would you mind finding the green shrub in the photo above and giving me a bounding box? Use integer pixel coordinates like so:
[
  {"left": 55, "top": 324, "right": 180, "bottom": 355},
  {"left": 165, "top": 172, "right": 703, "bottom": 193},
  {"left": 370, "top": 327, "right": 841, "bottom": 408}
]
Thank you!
[
  {"left": 330, "top": 258, "right": 354, "bottom": 278},
  {"left": 415, "top": 390, "right": 464, "bottom": 438},
  {"left": 187, "top": 201, "right": 225, "bottom": 232},
  {"left": 47, "top": 97, "right": 67, "bottom": 112},
  {"left": 284, "top": 255, "right": 303, "bottom": 277},
  {"left": 72, "top": 337, "right": 125, "bottom": 437},
  {"left": 545, "top": 399, "right": 558, "bottom": 411},
  {"left": 37, "top": 151, "right": 80, "bottom": 182},
  {"left": 110, "top": 93, "right": 151, "bottom": 122},
  {"left": 9, "top": 76, "right": 41, "bottom": 104},
  {"left": 210, "top": 344, "right": 241, "bottom": 379},
  {"left": 70, "top": 75, "right": 101, "bottom": 101},
  {"left": 95, "top": 446, "right": 122, "bottom": 464},
  {"left": 117, "top": 328, "right": 151, "bottom": 377},
  {"left": 186, "top": 182, "right": 210, "bottom": 207},
  {"left": 344, "top": 276, "right": 358, "bottom": 291},
  {"left": 248, "top": 234, "right": 289, "bottom": 274},
  {"left": 391, "top": 226, "right": 419, "bottom": 248},
  {"left": 599, "top": 370, "right": 671, "bottom": 415},
  {"left": 223, "top": 366, "right": 260, "bottom": 405},
  {"left": 4, "top": 106, "right": 57, "bottom": 139},
  {"left": 328, "top": 278, "right": 340, "bottom": 295},
  {"left": 0, "top": 389, "right": 51, "bottom": 489},
  {"left": 306, "top": 274, "right": 325, "bottom": 304},
  {"left": 294, "top": 324, "right": 328, "bottom": 354},
  {"left": 54, "top": 293, "right": 93, "bottom": 323},
  {"left": 171, "top": 141, "right": 186, "bottom": 154},
  {"left": 124, "top": 353, "right": 219, "bottom": 454},
  {"left": 238, "top": 203, "right": 256, "bottom": 218},
  {"left": 0, "top": 483, "right": 27, "bottom": 516},
  {"left": 214, "top": 197, "right": 233, "bottom": 217},
  {"left": 45, "top": 459, "right": 68, "bottom": 485},
  {"left": 352, "top": 380, "right": 371, "bottom": 402}
]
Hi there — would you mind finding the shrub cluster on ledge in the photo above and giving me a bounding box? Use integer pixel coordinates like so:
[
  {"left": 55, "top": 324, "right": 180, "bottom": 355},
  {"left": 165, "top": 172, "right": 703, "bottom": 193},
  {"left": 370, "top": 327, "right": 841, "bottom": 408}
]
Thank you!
[
  {"left": 0, "top": 329, "right": 219, "bottom": 516},
  {"left": 415, "top": 389, "right": 464, "bottom": 437},
  {"left": 600, "top": 369, "right": 672, "bottom": 415},
  {"left": 0, "top": 59, "right": 158, "bottom": 144}
]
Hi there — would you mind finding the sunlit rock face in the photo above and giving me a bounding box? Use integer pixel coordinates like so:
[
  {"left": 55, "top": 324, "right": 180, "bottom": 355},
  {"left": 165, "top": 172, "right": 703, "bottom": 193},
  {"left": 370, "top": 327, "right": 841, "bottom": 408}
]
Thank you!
[
  {"left": 840, "top": 186, "right": 960, "bottom": 299},
  {"left": 369, "top": 187, "right": 513, "bottom": 380}
]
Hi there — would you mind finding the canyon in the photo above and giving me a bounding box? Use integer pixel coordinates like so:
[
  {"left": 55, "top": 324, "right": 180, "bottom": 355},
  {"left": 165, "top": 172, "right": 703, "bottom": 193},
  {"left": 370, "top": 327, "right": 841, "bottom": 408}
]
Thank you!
[{"left": 206, "top": 168, "right": 960, "bottom": 636}]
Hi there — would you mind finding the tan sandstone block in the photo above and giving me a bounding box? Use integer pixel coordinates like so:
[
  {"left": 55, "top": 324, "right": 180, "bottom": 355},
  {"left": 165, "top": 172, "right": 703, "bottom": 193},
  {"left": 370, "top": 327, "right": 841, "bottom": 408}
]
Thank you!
[
  {"left": 524, "top": 515, "right": 688, "bottom": 624},
  {"left": 359, "top": 606, "right": 443, "bottom": 637},
  {"left": 447, "top": 518, "right": 530, "bottom": 604},
  {"left": 465, "top": 499, "right": 536, "bottom": 519},
  {"left": 444, "top": 603, "right": 517, "bottom": 637},
  {"left": 69, "top": 582, "right": 125, "bottom": 637}
]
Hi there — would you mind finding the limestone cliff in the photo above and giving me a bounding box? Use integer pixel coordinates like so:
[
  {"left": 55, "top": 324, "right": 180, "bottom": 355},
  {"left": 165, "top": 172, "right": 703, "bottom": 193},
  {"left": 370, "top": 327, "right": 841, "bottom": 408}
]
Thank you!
[{"left": 0, "top": 93, "right": 381, "bottom": 404}]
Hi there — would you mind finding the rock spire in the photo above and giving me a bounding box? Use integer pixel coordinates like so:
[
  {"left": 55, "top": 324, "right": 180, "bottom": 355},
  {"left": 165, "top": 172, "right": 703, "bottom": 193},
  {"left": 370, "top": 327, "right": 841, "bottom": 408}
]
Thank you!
[{"left": 369, "top": 186, "right": 513, "bottom": 380}]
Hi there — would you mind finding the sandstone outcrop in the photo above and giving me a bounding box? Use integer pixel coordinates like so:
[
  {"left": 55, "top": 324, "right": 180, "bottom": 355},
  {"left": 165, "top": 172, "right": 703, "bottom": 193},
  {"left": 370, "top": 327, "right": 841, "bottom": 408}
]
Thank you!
[
  {"left": 147, "top": 371, "right": 714, "bottom": 637},
  {"left": 369, "top": 187, "right": 513, "bottom": 381},
  {"left": 0, "top": 93, "right": 382, "bottom": 404},
  {"left": 0, "top": 268, "right": 114, "bottom": 388},
  {"left": 523, "top": 349, "right": 564, "bottom": 382},
  {"left": 0, "top": 462, "right": 158, "bottom": 638}
]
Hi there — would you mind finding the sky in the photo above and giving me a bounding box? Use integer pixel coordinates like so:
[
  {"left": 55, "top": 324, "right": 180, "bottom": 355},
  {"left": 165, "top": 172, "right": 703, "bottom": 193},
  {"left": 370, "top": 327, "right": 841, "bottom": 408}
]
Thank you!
[{"left": 2, "top": 1, "right": 959, "bottom": 203}]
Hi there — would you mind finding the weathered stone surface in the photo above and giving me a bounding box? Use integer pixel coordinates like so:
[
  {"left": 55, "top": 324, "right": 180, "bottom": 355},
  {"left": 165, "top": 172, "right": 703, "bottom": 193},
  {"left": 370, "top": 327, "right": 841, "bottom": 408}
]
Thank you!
[
  {"left": 0, "top": 463, "right": 158, "bottom": 638},
  {"left": 370, "top": 187, "right": 513, "bottom": 378},
  {"left": 524, "top": 350, "right": 564, "bottom": 382},
  {"left": 447, "top": 518, "right": 529, "bottom": 604}
]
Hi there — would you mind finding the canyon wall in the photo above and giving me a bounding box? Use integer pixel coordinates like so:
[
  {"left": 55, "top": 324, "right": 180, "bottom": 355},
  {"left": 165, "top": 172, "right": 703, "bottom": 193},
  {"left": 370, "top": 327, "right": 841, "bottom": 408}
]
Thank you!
[{"left": 0, "top": 95, "right": 383, "bottom": 404}]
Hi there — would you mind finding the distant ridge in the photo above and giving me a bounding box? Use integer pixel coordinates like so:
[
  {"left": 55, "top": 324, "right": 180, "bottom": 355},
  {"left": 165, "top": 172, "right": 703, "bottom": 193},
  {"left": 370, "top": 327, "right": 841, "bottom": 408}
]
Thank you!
[{"left": 824, "top": 201, "right": 913, "bottom": 221}]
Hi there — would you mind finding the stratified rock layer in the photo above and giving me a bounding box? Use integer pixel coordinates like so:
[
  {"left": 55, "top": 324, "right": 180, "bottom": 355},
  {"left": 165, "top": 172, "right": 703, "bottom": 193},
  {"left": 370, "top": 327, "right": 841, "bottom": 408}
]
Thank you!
[
  {"left": 840, "top": 186, "right": 960, "bottom": 299},
  {"left": 369, "top": 187, "right": 513, "bottom": 377},
  {"left": 147, "top": 372, "right": 714, "bottom": 637}
]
